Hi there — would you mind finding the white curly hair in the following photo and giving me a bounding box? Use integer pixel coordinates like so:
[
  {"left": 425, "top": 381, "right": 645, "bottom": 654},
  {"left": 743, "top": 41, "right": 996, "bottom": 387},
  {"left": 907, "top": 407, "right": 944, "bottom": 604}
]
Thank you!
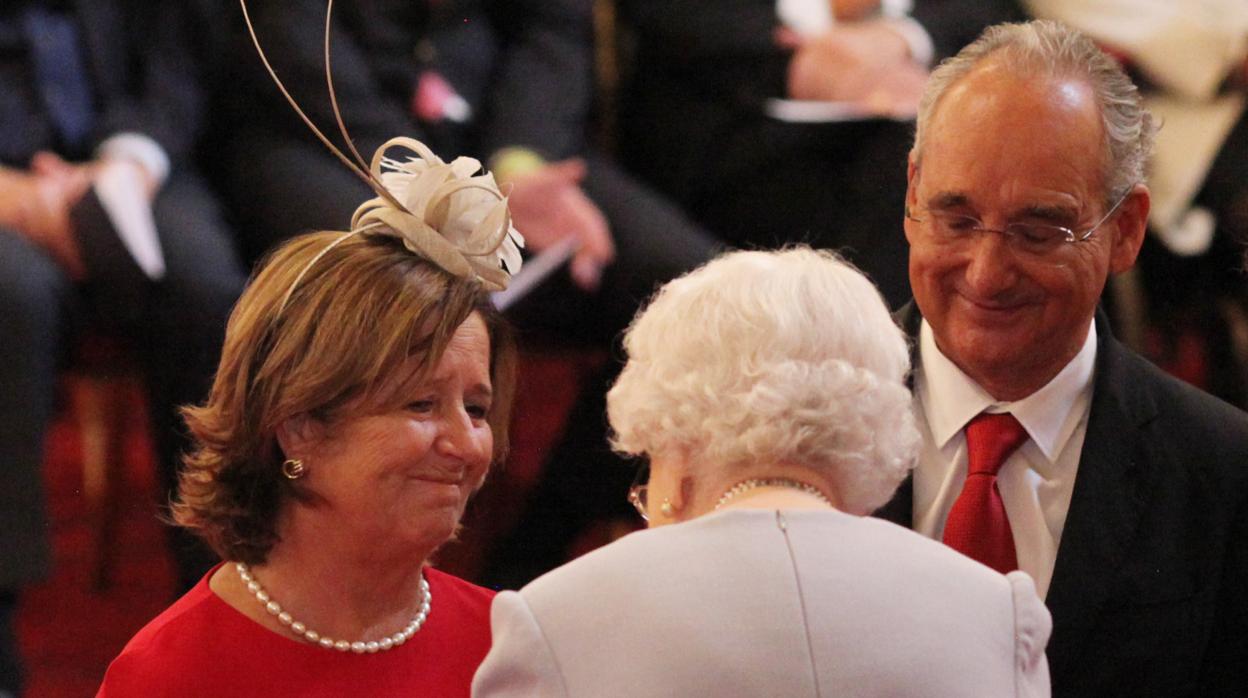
[{"left": 607, "top": 247, "right": 919, "bottom": 515}]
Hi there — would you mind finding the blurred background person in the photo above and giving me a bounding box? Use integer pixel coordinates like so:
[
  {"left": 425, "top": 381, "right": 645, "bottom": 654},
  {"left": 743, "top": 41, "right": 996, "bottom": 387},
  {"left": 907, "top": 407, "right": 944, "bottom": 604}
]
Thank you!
[
  {"left": 210, "top": 0, "right": 717, "bottom": 292},
  {"left": 207, "top": 0, "right": 720, "bottom": 589},
  {"left": 0, "top": 0, "right": 244, "bottom": 692},
  {"left": 474, "top": 247, "right": 1051, "bottom": 697},
  {"left": 474, "top": 0, "right": 728, "bottom": 589},
  {"left": 612, "top": 0, "right": 1028, "bottom": 308},
  {"left": 1024, "top": 0, "right": 1248, "bottom": 408},
  {"left": 480, "top": 0, "right": 1041, "bottom": 590},
  {"left": 100, "top": 137, "right": 521, "bottom": 696}
]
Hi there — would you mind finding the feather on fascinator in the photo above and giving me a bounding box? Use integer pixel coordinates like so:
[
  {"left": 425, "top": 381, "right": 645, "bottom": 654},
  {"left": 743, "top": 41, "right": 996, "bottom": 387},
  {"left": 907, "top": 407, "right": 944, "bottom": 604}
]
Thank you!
[{"left": 238, "top": 0, "right": 524, "bottom": 311}]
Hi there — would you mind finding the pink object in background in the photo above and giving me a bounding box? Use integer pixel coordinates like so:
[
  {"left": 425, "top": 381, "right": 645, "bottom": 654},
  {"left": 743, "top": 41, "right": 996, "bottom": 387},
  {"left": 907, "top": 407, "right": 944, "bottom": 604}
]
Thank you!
[{"left": 412, "top": 71, "right": 472, "bottom": 124}]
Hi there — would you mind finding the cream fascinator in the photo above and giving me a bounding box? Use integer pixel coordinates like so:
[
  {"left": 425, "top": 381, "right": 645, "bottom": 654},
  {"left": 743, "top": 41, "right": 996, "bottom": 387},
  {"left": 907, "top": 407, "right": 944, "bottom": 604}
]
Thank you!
[{"left": 238, "top": 0, "right": 524, "bottom": 312}]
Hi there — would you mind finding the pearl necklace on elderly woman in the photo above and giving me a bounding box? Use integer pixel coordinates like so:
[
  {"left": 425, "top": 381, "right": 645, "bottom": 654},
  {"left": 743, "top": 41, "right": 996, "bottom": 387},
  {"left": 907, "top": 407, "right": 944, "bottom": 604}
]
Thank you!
[
  {"left": 714, "top": 478, "right": 834, "bottom": 510},
  {"left": 235, "top": 562, "right": 431, "bottom": 653}
]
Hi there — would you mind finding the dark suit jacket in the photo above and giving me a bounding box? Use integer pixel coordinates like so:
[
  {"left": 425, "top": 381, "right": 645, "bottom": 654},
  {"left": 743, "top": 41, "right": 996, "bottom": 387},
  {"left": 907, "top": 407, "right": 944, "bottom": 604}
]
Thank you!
[
  {"left": 612, "top": 0, "right": 1028, "bottom": 308},
  {"left": 218, "top": 0, "right": 719, "bottom": 317},
  {"left": 0, "top": 0, "right": 205, "bottom": 165},
  {"left": 613, "top": 0, "right": 1028, "bottom": 188},
  {"left": 878, "top": 303, "right": 1248, "bottom": 697}
]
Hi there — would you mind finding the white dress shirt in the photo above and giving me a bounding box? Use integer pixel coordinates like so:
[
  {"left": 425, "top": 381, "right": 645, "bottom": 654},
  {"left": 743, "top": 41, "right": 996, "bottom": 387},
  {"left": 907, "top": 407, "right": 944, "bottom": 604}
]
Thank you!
[{"left": 913, "top": 319, "right": 1096, "bottom": 599}]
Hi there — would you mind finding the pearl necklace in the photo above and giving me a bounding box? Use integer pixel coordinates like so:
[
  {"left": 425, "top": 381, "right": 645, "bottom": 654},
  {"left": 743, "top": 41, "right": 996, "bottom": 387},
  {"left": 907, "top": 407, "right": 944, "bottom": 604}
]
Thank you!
[
  {"left": 715, "top": 478, "right": 834, "bottom": 510},
  {"left": 235, "top": 562, "right": 431, "bottom": 653}
]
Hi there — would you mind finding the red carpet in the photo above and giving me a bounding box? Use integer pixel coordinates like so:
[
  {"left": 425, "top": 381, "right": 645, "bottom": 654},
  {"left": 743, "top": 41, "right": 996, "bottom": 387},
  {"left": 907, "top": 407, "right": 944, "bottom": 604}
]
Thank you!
[{"left": 17, "top": 380, "right": 174, "bottom": 698}]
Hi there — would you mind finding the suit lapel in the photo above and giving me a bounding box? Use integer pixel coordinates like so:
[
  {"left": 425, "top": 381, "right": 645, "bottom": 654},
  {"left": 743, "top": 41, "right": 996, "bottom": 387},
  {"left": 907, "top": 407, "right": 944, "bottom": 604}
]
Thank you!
[
  {"left": 874, "top": 477, "right": 913, "bottom": 526},
  {"left": 1043, "top": 312, "right": 1160, "bottom": 677},
  {"left": 889, "top": 303, "right": 1163, "bottom": 675},
  {"left": 873, "top": 302, "right": 924, "bottom": 527}
]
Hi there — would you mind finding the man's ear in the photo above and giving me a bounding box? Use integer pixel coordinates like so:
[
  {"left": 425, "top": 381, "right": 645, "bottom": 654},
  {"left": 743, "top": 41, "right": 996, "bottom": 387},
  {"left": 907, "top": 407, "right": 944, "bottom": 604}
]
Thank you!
[
  {"left": 1109, "top": 184, "right": 1150, "bottom": 275},
  {"left": 275, "top": 413, "right": 324, "bottom": 460},
  {"left": 904, "top": 154, "right": 920, "bottom": 244}
]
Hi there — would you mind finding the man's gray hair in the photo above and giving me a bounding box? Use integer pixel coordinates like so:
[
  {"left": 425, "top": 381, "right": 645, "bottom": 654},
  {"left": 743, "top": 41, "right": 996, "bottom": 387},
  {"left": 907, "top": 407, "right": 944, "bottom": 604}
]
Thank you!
[{"left": 912, "top": 20, "right": 1155, "bottom": 206}]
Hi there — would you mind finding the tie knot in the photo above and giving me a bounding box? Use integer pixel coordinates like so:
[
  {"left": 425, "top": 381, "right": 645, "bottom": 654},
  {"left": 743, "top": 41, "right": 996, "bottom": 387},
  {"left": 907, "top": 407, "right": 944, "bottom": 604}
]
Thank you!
[{"left": 965, "top": 412, "right": 1027, "bottom": 476}]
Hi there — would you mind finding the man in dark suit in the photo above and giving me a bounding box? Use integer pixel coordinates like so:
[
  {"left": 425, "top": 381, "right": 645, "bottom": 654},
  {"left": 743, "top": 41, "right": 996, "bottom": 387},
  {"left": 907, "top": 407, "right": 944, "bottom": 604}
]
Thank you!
[
  {"left": 614, "top": 0, "right": 1028, "bottom": 307},
  {"left": 219, "top": 0, "right": 716, "bottom": 291},
  {"left": 875, "top": 20, "right": 1248, "bottom": 696},
  {"left": 0, "top": 1, "right": 243, "bottom": 691}
]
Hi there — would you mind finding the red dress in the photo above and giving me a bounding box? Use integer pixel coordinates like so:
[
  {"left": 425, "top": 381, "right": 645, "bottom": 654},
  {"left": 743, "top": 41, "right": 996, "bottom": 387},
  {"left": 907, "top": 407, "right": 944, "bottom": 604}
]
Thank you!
[{"left": 98, "top": 566, "right": 495, "bottom": 697}]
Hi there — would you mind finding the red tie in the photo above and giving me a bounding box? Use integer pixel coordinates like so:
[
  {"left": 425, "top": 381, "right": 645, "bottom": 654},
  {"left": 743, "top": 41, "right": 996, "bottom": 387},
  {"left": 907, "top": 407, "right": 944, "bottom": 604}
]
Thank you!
[{"left": 942, "top": 413, "right": 1027, "bottom": 574}]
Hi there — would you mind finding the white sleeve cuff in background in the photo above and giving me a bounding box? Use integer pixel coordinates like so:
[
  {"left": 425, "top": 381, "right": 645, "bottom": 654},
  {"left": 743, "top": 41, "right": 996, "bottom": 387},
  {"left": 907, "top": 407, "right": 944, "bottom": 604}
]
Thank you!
[
  {"left": 889, "top": 16, "right": 935, "bottom": 66},
  {"left": 880, "top": 0, "right": 914, "bottom": 18},
  {"left": 96, "top": 133, "right": 171, "bottom": 188}
]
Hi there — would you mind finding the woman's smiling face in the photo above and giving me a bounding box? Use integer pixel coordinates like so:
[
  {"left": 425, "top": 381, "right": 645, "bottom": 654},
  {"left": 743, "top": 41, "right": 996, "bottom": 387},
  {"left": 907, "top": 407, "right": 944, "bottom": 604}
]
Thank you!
[{"left": 297, "top": 312, "right": 495, "bottom": 555}]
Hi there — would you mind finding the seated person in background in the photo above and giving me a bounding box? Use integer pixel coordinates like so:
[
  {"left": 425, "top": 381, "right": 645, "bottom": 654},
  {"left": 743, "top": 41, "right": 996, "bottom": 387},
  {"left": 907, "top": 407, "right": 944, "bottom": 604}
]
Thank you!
[
  {"left": 215, "top": 0, "right": 716, "bottom": 295},
  {"left": 614, "top": 0, "right": 1029, "bottom": 307},
  {"left": 476, "top": 0, "right": 724, "bottom": 589},
  {"left": 1025, "top": 0, "right": 1248, "bottom": 407},
  {"left": 212, "top": 0, "right": 719, "bottom": 588},
  {"left": 877, "top": 20, "right": 1248, "bottom": 696},
  {"left": 99, "top": 137, "right": 522, "bottom": 696},
  {"left": 473, "top": 247, "right": 1051, "bottom": 698},
  {"left": 0, "top": 1, "right": 243, "bottom": 692}
]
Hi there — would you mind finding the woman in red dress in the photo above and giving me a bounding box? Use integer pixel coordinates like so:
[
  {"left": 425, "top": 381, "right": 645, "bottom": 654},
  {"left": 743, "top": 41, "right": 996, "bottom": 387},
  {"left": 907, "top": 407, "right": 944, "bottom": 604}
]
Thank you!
[{"left": 98, "top": 134, "right": 523, "bottom": 696}]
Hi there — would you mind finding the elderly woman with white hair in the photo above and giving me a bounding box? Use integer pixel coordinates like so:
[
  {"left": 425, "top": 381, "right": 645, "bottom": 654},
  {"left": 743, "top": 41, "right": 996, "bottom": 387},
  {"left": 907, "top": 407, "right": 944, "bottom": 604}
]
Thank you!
[{"left": 473, "top": 247, "right": 1052, "bottom": 697}]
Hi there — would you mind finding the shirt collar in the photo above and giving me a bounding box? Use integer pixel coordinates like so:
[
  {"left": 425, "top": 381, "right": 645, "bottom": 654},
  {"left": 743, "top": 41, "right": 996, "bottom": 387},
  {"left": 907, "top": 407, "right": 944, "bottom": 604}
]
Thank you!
[{"left": 917, "top": 318, "right": 1097, "bottom": 467}]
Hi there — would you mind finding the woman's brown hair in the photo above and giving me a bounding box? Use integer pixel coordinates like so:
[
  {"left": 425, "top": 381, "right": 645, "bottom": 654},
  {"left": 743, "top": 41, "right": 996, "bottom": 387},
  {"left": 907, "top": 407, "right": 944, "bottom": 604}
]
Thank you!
[{"left": 174, "top": 231, "right": 516, "bottom": 564}]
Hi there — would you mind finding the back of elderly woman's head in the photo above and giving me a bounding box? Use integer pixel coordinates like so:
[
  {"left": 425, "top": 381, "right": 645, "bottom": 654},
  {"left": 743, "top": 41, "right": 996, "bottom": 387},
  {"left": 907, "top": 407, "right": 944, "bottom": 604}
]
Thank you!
[
  {"left": 175, "top": 231, "right": 516, "bottom": 564},
  {"left": 607, "top": 247, "right": 917, "bottom": 515}
]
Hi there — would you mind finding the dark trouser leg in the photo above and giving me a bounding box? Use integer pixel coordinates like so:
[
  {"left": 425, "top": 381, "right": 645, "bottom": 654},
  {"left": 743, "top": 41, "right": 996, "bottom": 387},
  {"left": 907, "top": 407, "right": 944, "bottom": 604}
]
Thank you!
[
  {"left": 0, "top": 589, "right": 20, "bottom": 696},
  {"left": 685, "top": 119, "right": 914, "bottom": 309},
  {"left": 480, "top": 361, "right": 632, "bottom": 589},
  {"left": 481, "top": 156, "right": 719, "bottom": 588},
  {"left": 218, "top": 134, "right": 372, "bottom": 265},
  {"left": 144, "top": 171, "right": 246, "bottom": 590},
  {"left": 0, "top": 234, "right": 69, "bottom": 589},
  {"left": 0, "top": 232, "right": 76, "bottom": 698}
]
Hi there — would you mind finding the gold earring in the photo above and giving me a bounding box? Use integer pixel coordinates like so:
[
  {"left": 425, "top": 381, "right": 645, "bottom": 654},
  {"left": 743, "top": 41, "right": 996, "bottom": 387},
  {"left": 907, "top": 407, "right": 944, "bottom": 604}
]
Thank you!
[
  {"left": 659, "top": 498, "right": 674, "bottom": 517},
  {"left": 281, "top": 458, "right": 307, "bottom": 480}
]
